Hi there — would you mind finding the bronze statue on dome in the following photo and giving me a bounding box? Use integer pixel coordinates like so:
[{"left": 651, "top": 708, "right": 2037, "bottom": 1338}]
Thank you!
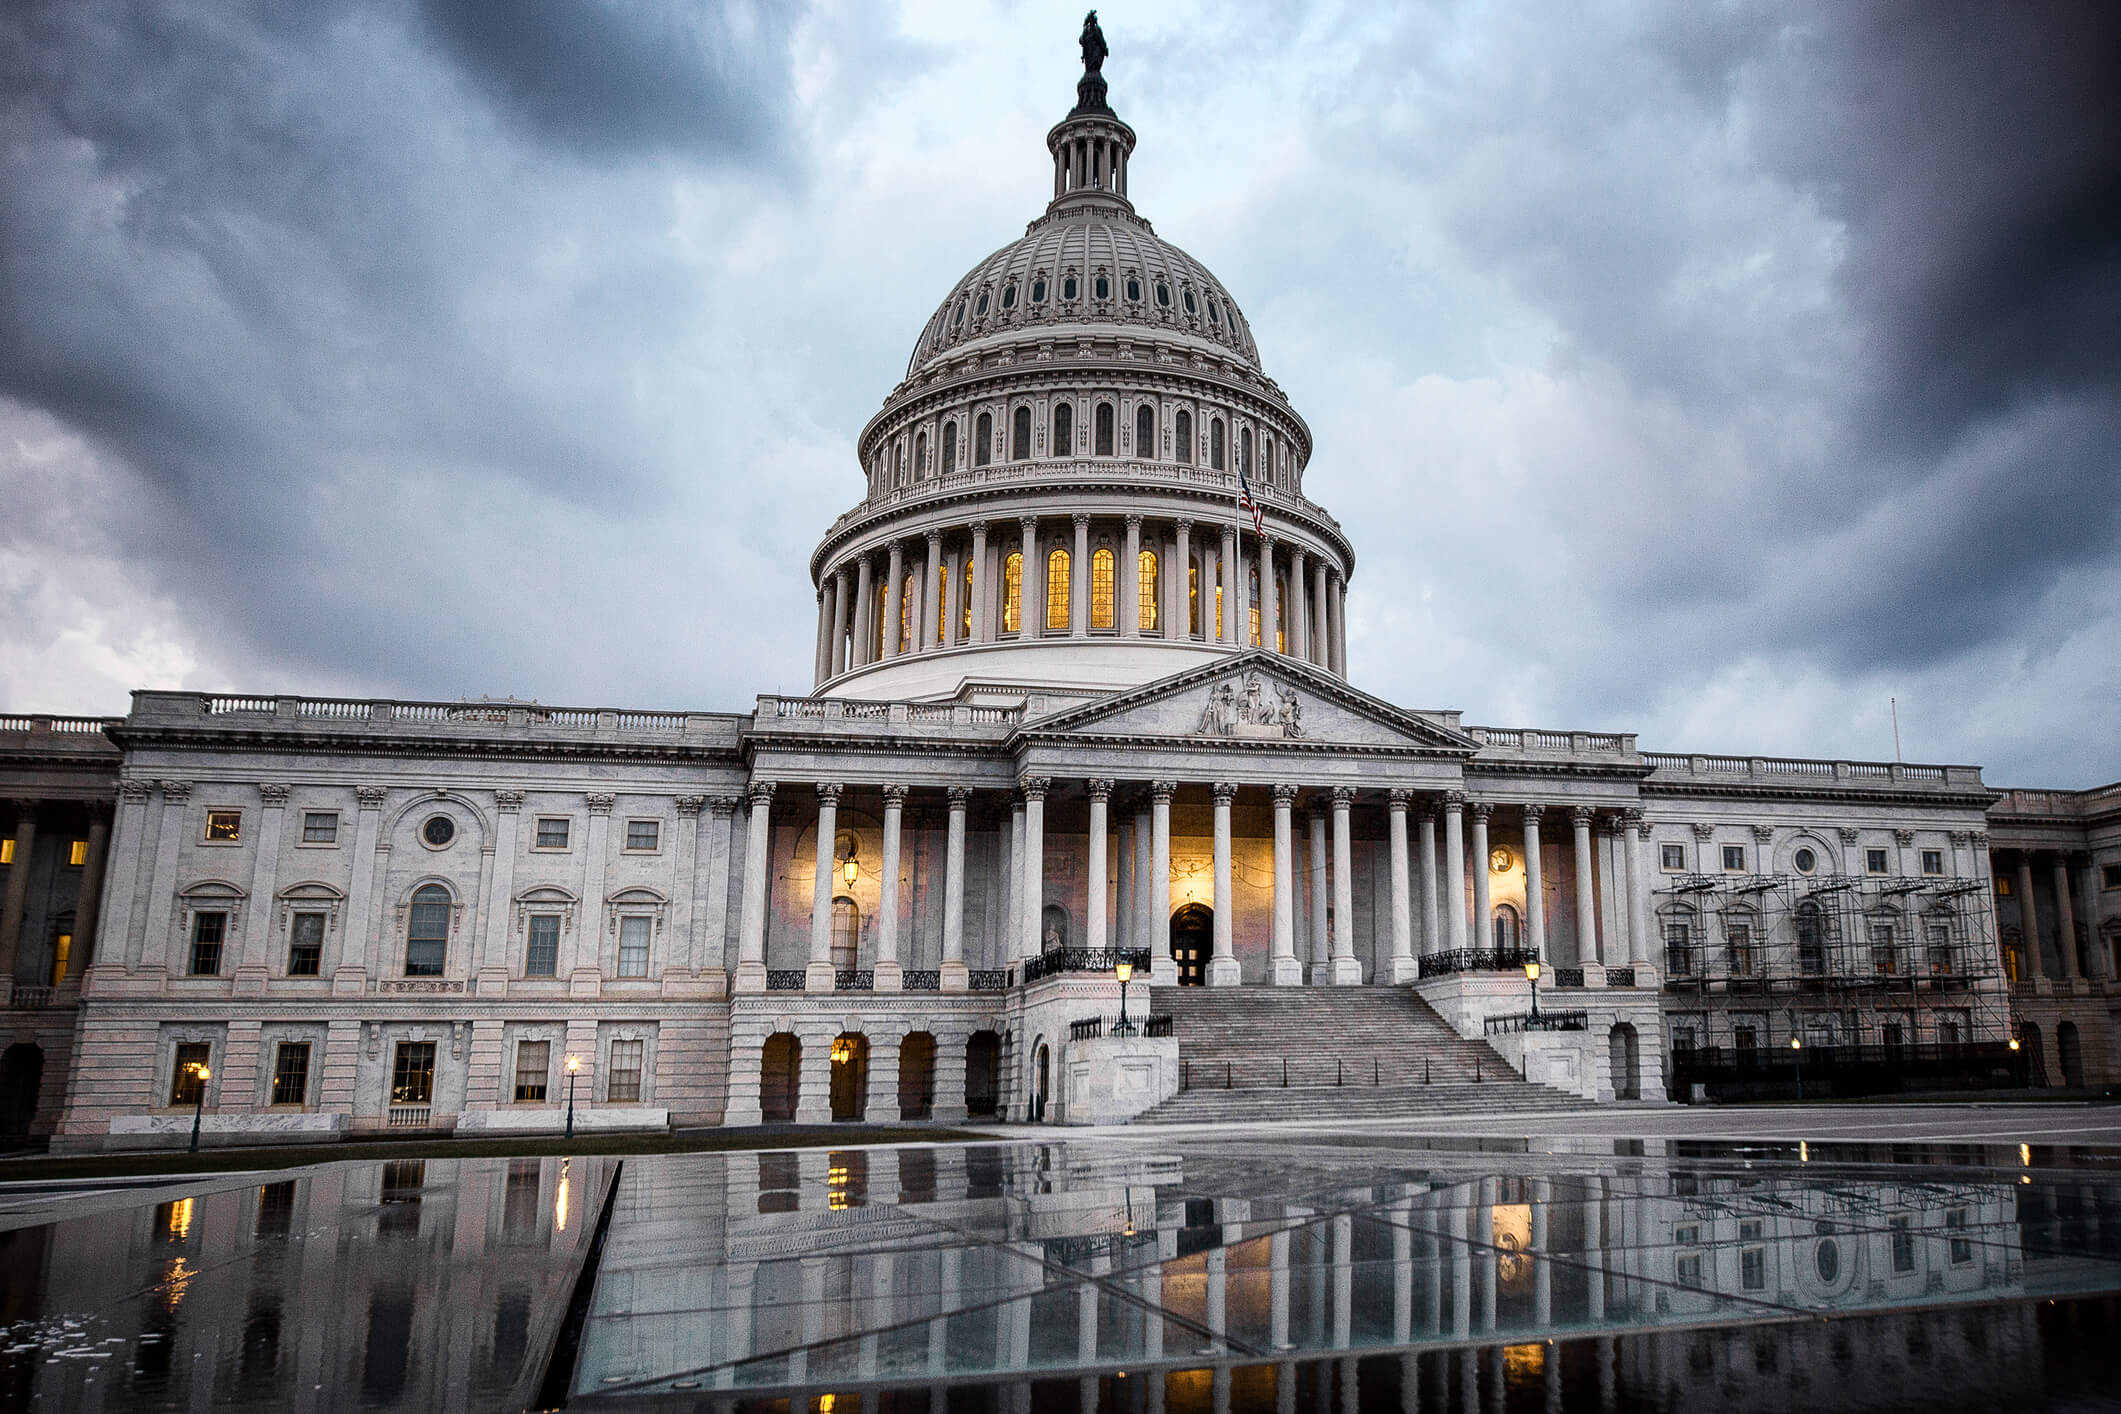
[{"left": 1080, "top": 12, "right": 1108, "bottom": 76}]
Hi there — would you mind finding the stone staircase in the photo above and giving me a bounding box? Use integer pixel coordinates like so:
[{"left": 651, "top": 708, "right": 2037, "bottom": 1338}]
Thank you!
[{"left": 1133, "top": 986, "right": 1590, "bottom": 1124}]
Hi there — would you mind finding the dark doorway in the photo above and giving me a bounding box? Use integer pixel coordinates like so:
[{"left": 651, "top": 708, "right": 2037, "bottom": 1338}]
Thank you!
[
  {"left": 0, "top": 1044, "right": 42, "bottom": 1142},
  {"left": 829, "top": 1033, "right": 870, "bottom": 1120},
  {"left": 898, "top": 1031, "right": 936, "bottom": 1119},
  {"left": 760, "top": 1034, "right": 800, "bottom": 1123},
  {"left": 965, "top": 1031, "right": 1001, "bottom": 1117},
  {"left": 2058, "top": 1022, "right": 2084, "bottom": 1088},
  {"left": 2021, "top": 1023, "right": 2048, "bottom": 1087},
  {"left": 1609, "top": 1024, "right": 1640, "bottom": 1101},
  {"left": 1032, "top": 1042, "right": 1050, "bottom": 1123},
  {"left": 1171, "top": 903, "right": 1214, "bottom": 986}
]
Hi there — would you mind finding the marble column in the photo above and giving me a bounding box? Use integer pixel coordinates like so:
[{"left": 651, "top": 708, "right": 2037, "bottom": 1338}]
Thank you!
[
  {"left": 733, "top": 782, "right": 775, "bottom": 993},
  {"left": 807, "top": 784, "right": 842, "bottom": 991},
  {"left": 1124, "top": 515, "right": 1143, "bottom": 637},
  {"left": 1020, "top": 777, "right": 1048, "bottom": 961},
  {"left": 1150, "top": 781, "right": 1176, "bottom": 984},
  {"left": 1307, "top": 809, "right": 1330, "bottom": 983},
  {"left": 1470, "top": 801, "right": 1494, "bottom": 953},
  {"left": 698, "top": 797, "right": 737, "bottom": 977},
  {"left": 1444, "top": 793, "right": 1469, "bottom": 954},
  {"left": 1173, "top": 519, "right": 1193, "bottom": 638},
  {"left": 1271, "top": 784, "right": 1301, "bottom": 985},
  {"left": 235, "top": 784, "right": 288, "bottom": 983},
  {"left": 1262, "top": 536, "right": 1279, "bottom": 651},
  {"left": 1329, "top": 574, "right": 1346, "bottom": 674},
  {"left": 0, "top": 806, "right": 38, "bottom": 983},
  {"left": 1572, "top": 806, "right": 1599, "bottom": 966},
  {"left": 924, "top": 531, "right": 944, "bottom": 651},
  {"left": 830, "top": 567, "right": 851, "bottom": 676},
  {"left": 1020, "top": 516, "right": 1042, "bottom": 638},
  {"left": 1419, "top": 802, "right": 1440, "bottom": 957},
  {"left": 970, "top": 521, "right": 991, "bottom": 644},
  {"left": 1086, "top": 780, "right": 1112, "bottom": 952},
  {"left": 1522, "top": 804, "right": 1547, "bottom": 960},
  {"left": 875, "top": 785, "right": 907, "bottom": 991},
  {"left": 813, "top": 585, "right": 832, "bottom": 686},
  {"left": 882, "top": 542, "right": 905, "bottom": 660},
  {"left": 1312, "top": 560, "right": 1330, "bottom": 667},
  {"left": 1210, "top": 783, "right": 1240, "bottom": 985},
  {"left": 2053, "top": 853, "right": 2081, "bottom": 980},
  {"left": 853, "top": 553, "right": 875, "bottom": 666},
  {"left": 1071, "top": 513, "right": 1090, "bottom": 637},
  {"left": 1388, "top": 789, "right": 1416, "bottom": 982},
  {"left": 1331, "top": 787, "right": 1360, "bottom": 983},
  {"left": 1221, "top": 524, "right": 1240, "bottom": 644},
  {"left": 70, "top": 811, "right": 111, "bottom": 973},
  {"left": 1626, "top": 810, "right": 1653, "bottom": 969},
  {"left": 1288, "top": 546, "right": 1309, "bottom": 661},
  {"left": 1133, "top": 804, "right": 1153, "bottom": 952},
  {"left": 941, "top": 787, "right": 970, "bottom": 992}
]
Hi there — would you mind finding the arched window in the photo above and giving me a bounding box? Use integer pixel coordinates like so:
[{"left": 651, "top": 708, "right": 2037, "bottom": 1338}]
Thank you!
[
  {"left": 1002, "top": 552, "right": 1023, "bottom": 633},
  {"left": 1095, "top": 402, "right": 1114, "bottom": 456},
  {"left": 1091, "top": 547, "right": 1115, "bottom": 629},
  {"left": 1138, "top": 549, "right": 1160, "bottom": 632},
  {"left": 937, "top": 563, "right": 949, "bottom": 645},
  {"left": 893, "top": 441, "right": 904, "bottom": 486},
  {"left": 941, "top": 420, "right": 957, "bottom": 474},
  {"left": 831, "top": 897, "right": 859, "bottom": 971},
  {"left": 1012, "top": 406, "right": 1032, "bottom": 461},
  {"left": 914, "top": 430, "right": 927, "bottom": 480},
  {"left": 1796, "top": 901, "right": 1825, "bottom": 976},
  {"left": 1492, "top": 903, "right": 1521, "bottom": 950},
  {"left": 1175, "top": 409, "right": 1193, "bottom": 464},
  {"left": 406, "top": 885, "right": 449, "bottom": 977},
  {"left": 1248, "top": 563, "right": 1262, "bottom": 645},
  {"left": 961, "top": 558, "right": 974, "bottom": 638},
  {"left": 899, "top": 572, "right": 917, "bottom": 653},
  {"left": 1136, "top": 404, "right": 1155, "bottom": 460},
  {"left": 874, "top": 580, "right": 887, "bottom": 657},
  {"left": 975, "top": 412, "right": 993, "bottom": 467},
  {"left": 1210, "top": 418, "right": 1226, "bottom": 470},
  {"left": 1239, "top": 426, "right": 1252, "bottom": 475},
  {"left": 1046, "top": 548, "right": 1070, "bottom": 631},
  {"left": 1275, "top": 573, "right": 1288, "bottom": 652},
  {"left": 1188, "top": 561, "right": 1200, "bottom": 635},
  {"left": 1052, "top": 402, "right": 1072, "bottom": 456}
]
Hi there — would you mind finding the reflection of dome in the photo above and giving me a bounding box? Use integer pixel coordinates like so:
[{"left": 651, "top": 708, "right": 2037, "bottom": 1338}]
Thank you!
[{"left": 804, "top": 30, "right": 1356, "bottom": 704}]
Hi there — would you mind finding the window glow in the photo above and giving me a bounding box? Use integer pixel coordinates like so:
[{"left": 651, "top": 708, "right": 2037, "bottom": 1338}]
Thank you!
[
  {"left": 1091, "top": 547, "right": 1115, "bottom": 629},
  {"left": 1002, "top": 552, "right": 1023, "bottom": 633},
  {"left": 1138, "top": 550, "right": 1159, "bottom": 632},
  {"left": 1046, "top": 548, "right": 1070, "bottom": 631}
]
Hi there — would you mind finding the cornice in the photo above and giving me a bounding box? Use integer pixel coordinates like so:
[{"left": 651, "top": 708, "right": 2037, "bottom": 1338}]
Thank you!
[
  {"left": 1640, "top": 778, "right": 2000, "bottom": 810},
  {"left": 106, "top": 724, "right": 748, "bottom": 768}
]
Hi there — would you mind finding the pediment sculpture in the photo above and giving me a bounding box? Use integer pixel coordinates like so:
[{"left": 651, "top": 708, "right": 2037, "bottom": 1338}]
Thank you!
[{"left": 1194, "top": 672, "right": 1304, "bottom": 740}]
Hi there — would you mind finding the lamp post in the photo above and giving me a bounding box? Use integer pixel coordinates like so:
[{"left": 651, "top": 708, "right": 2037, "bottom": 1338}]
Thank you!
[
  {"left": 187, "top": 1063, "right": 211, "bottom": 1154},
  {"left": 2009, "top": 1033, "right": 2022, "bottom": 1086},
  {"left": 1115, "top": 958, "right": 1134, "bottom": 1034},
  {"left": 1789, "top": 1035, "right": 1804, "bottom": 1102},
  {"left": 565, "top": 1053, "right": 581, "bottom": 1139},
  {"left": 1523, "top": 959, "right": 1542, "bottom": 1022}
]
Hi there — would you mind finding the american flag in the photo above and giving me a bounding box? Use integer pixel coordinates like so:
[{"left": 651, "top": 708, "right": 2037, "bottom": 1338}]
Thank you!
[{"left": 1236, "top": 466, "right": 1265, "bottom": 538}]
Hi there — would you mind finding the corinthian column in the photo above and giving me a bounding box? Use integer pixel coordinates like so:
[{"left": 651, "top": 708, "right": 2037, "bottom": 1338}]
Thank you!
[
  {"left": 882, "top": 542, "right": 904, "bottom": 660},
  {"left": 1271, "top": 785, "right": 1301, "bottom": 985},
  {"left": 874, "top": 785, "right": 907, "bottom": 992},
  {"left": 941, "top": 787, "right": 970, "bottom": 992},
  {"left": 1123, "top": 516, "right": 1143, "bottom": 637},
  {"left": 1443, "top": 793, "right": 1468, "bottom": 954},
  {"left": 1071, "top": 513, "right": 1090, "bottom": 638},
  {"left": 1150, "top": 781, "right": 1176, "bottom": 984},
  {"left": 1330, "top": 788, "right": 1360, "bottom": 984},
  {"left": 1209, "top": 783, "right": 1240, "bottom": 985},
  {"left": 969, "top": 521, "right": 990, "bottom": 644},
  {"left": 1470, "top": 801, "right": 1494, "bottom": 953},
  {"left": 1521, "top": 804, "right": 1547, "bottom": 960},
  {"left": 734, "top": 782, "right": 776, "bottom": 993},
  {"left": 1086, "top": 780, "right": 1112, "bottom": 952},
  {"left": 922, "top": 531, "right": 943, "bottom": 651},
  {"left": 1387, "top": 790, "right": 1415, "bottom": 982},
  {"left": 807, "top": 784, "right": 842, "bottom": 991},
  {"left": 1019, "top": 777, "right": 1048, "bottom": 961},
  {"left": 1571, "top": 806, "right": 1599, "bottom": 965}
]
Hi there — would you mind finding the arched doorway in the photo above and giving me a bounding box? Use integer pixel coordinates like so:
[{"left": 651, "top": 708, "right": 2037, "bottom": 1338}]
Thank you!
[
  {"left": 2058, "top": 1022, "right": 2084, "bottom": 1088},
  {"left": 2020, "top": 1023, "right": 2047, "bottom": 1087},
  {"left": 1031, "top": 1041, "right": 1050, "bottom": 1123},
  {"left": 760, "top": 1034, "right": 800, "bottom": 1123},
  {"left": 898, "top": 1032, "right": 937, "bottom": 1120},
  {"left": 965, "top": 1031, "right": 1001, "bottom": 1117},
  {"left": 829, "top": 1034, "right": 870, "bottom": 1121},
  {"left": 1609, "top": 1024, "right": 1640, "bottom": 1101},
  {"left": 1171, "top": 903, "right": 1213, "bottom": 986},
  {"left": 0, "top": 1043, "right": 42, "bottom": 1142}
]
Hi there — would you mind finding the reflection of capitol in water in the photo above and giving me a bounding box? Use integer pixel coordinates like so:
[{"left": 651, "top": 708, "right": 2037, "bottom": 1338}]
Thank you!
[{"left": 1, "top": 1143, "right": 2114, "bottom": 1411}]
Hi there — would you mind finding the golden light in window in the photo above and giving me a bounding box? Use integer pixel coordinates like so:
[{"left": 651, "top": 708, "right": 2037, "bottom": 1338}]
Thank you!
[
  {"left": 1091, "top": 547, "right": 1115, "bottom": 629},
  {"left": 204, "top": 810, "right": 241, "bottom": 842},
  {"left": 1045, "top": 547, "right": 1070, "bottom": 630},
  {"left": 68, "top": 839, "right": 88, "bottom": 866},
  {"left": 1002, "top": 552, "right": 1023, "bottom": 632},
  {"left": 1137, "top": 549, "right": 1159, "bottom": 631}
]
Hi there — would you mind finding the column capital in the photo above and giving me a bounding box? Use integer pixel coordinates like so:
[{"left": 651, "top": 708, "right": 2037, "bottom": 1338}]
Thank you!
[
  {"left": 814, "top": 783, "right": 844, "bottom": 807},
  {"left": 1124, "top": 513, "right": 1143, "bottom": 530},
  {"left": 1751, "top": 823, "right": 1774, "bottom": 843},
  {"left": 833, "top": 563, "right": 850, "bottom": 585},
  {"left": 747, "top": 781, "right": 778, "bottom": 808},
  {"left": 1622, "top": 806, "right": 1646, "bottom": 825},
  {"left": 1894, "top": 828, "right": 1916, "bottom": 846},
  {"left": 1019, "top": 514, "right": 1038, "bottom": 535},
  {"left": 1019, "top": 775, "right": 1050, "bottom": 802},
  {"left": 1970, "top": 830, "right": 1989, "bottom": 846},
  {"left": 1386, "top": 788, "right": 1413, "bottom": 808},
  {"left": 1690, "top": 821, "right": 1715, "bottom": 840},
  {"left": 1151, "top": 779, "right": 1178, "bottom": 801},
  {"left": 1637, "top": 819, "right": 1654, "bottom": 839},
  {"left": 1443, "top": 790, "right": 1468, "bottom": 813},
  {"left": 709, "top": 794, "right": 742, "bottom": 817},
  {"left": 1469, "top": 799, "right": 1495, "bottom": 822},
  {"left": 925, "top": 528, "right": 943, "bottom": 550},
  {"left": 118, "top": 778, "right": 157, "bottom": 802},
  {"left": 354, "top": 785, "right": 387, "bottom": 809},
  {"left": 1948, "top": 830, "right": 1971, "bottom": 847},
  {"left": 674, "top": 795, "right": 708, "bottom": 817},
  {"left": 160, "top": 779, "right": 195, "bottom": 802},
  {"left": 495, "top": 790, "right": 526, "bottom": 812},
  {"left": 1211, "top": 781, "right": 1238, "bottom": 804},
  {"left": 587, "top": 792, "right": 617, "bottom": 815},
  {"left": 877, "top": 783, "right": 908, "bottom": 807},
  {"left": 1330, "top": 786, "right": 1356, "bottom": 807},
  {"left": 1072, "top": 511, "right": 1090, "bottom": 529},
  {"left": 1519, "top": 801, "right": 1546, "bottom": 821},
  {"left": 1087, "top": 778, "right": 1114, "bottom": 802},
  {"left": 1838, "top": 826, "right": 1861, "bottom": 844},
  {"left": 1273, "top": 783, "right": 1300, "bottom": 807},
  {"left": 258, "top": 783, "right": 292, "bottom": 805},
  {"left": 1569, "top": 804, "right": 1597, "bottom": 827},
  {"left": 1603, "top": 814, "right": 1630, "bottom": 838},
  {"left": 946, "top": 785, "right": 973, "bottom": 807},
  {"left": 1174, "top": 517, "right": 1193, "bottom": 534}
]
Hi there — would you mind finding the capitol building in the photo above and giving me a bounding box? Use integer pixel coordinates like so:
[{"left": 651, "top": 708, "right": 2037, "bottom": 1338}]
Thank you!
[{"left": 0, "top": 34, "right": 2112, "bottom": 1148}]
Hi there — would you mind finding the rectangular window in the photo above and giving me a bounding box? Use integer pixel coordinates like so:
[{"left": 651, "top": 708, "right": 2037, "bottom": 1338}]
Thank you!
[
  {"left": 1938, "top": 1012, "right": 1967, "bottom": 1045},
  {"left": 1890, "top": 1217, "right": 1915, "bottom": 1273},
  {"left": 624, "top": 819, "right": 659, "bottom": 852},
  {"left": 1734, "top": 1025, "right": 1758, "bottom": 1051},
  {"left": 534, "top": 817, "right": 569, "bottom": 850},
  {"left": 1921, "top": 849, "right": 1943, "bottom": 875},
  {"left": 390, "top": 1042, "right": 436, "bottom": 1105},
  {"left": 1722, "top": 844, "right": 1746, "bottom": 871},
  {"left": 271, "top": 1042, "right": 311, "bottom": 1106},
  {"left": 0, "top": 838, "right": 11, "bottom": 865},
  {"left": 287, "top": 912, "right": 325, "bottom": 976},
  {"left": 1944, "top": 1208, "right": 1972, "bottom": 1265},
  {"left": 1927, "top": 924, "right": 1953, "bottom": 976},
  {"left": 301, "top": 811, "right": 339, "bottom": 844},
  {"left": 1727, "top": 924, "right": 1755, "bottom": 975},
  {"left": 1740, "top": 1247, "right": 1765, "bottom": 1291},
  {"left": 169, "top": 1043, "right": 211, "bottom": 1105},
  {"left": 513, "top": 1041, "right": 550, "bottom": 1102},
  {"left": 2103, "top": 864, "right": 2121, "bottom": 890},
  {"left": 189, "top": 911, "right": 226, "bottom": 975},
  {"left": 606, "top": 1039, "right": 644, "bottom": 1103},
  {"left": 1869, "top": 922, "right": 1897, "bottom": 975},
  {"left": 203, "top": 809, "right": 242, "bottom": 843},
  {"left": 68, "top": 839, "right": 88, "bottom": 866},
  {"left": 617, "top": 916, "right": 651, "bottom": 978},
  {"left": 525, "top": 915, "right": 560, "bottom": 977},
  {"left": 1664, "top": 922, "right": 1692, "bottom": 977},
  {"left": 1866, "top": 847, "right": 1890, "bottom": 874},
  {"left": 1660, "top": 844, "right": 1685, "bottom": 871},
  {"left": 1676, "top": 1252, "right": 1704, "bottom": 1288},
  {"left": 1739, "top": 1219, "right": 1763, "bottom": 1242}
]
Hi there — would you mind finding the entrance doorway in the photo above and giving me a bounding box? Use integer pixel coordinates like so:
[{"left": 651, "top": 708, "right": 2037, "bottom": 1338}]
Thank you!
[
  {"left": 1609, "top": 1024, "right": 1640, "bottom": 1101},
  {"left": 1031, "top": 1042, "right": 1050, "bottom": 1123},
  {"left": 829, "top": 1033, "right": 870, "bottom": 1120},
  {"left": 898, "top": 1031, "right": 936, "bottom": 1120},
  {"left": 0, "top": 1044, "right": 42, "bottom": 1142},
  {"left": 965, "top": 1031, "right": 1001, "bottom": 1117},
  {"left": 1171, "top": 903, "right": 1214, "bottom": 986},
  {"left": 760, "top": 1034, "right": 800, "bottom": 1123}
]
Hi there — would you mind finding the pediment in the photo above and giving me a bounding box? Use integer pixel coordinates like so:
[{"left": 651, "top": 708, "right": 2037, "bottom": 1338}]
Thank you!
[{"left": 1019, "top": 651, "right": 1477, "bottom": 755}]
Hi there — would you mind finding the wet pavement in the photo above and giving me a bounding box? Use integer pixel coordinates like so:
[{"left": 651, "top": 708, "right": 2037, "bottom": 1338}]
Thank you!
[{"left": 1, "top": 1131, "right": 2118, "bottom": 1411}]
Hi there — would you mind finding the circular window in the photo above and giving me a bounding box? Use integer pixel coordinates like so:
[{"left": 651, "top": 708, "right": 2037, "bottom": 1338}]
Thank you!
[
  {"left": 1001, "top": 283, "right": 1017, "bottom": 310},
  {"left": 1032, "top": 278, "right": 1048, "bottom": 302},
  {"left": 1156, "top": 282, "right": 1171, "bottom": 307},
  {"left": 1814, "top": 1238, "right": 1840, "bottom": 1283},
  {"left": 1126, "top": 277, "right": 1141, "bottom": 301},
  {"left": 1063, "top": 275, "right": 1079, "bottom": 300},
  {"left": 1093, "top": 275, "right": 1110, "bottom": 299},
  {"left": 974, "top": 290, "right": 989, "bottom": 317},
  {"left": 1183, "top": 288, "right": 1197, "bottom": 314},
  {"left": 1794, "top": 847, "right": 1816, "bottom": 873},
  {"left": 421, "top": 815, "right": 456, "bottom": 849}
]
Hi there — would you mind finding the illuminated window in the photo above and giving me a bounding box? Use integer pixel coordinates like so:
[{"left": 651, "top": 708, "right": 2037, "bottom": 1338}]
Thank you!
[
  {"left": 1046, "top": 548, "right": 1071, "bottom": 631},
  {"left": 49, "top": 932, "right": 71, "bottom": 986},
  {"left": 941, "top": 419, "right": 957, "bottom": 474},
  {"left": 514, "top": 1041, "right": 550, "bottom": 1101},
  {"left": 937, "top": 563, "right": 949, "bottom": 645},
  {"left": 1175, "top": 409, "right": 1192, "bottom": 464},
  {"left": 1275, "top": 574, "right": 1288, "bottom": 651},
  {"left": 271, "top": 1042, "right": 311, "bottom": 1106},
  {"left": 1189, "top": 562, "right": 1199, "bottom": 635},
  {"left": 617, "top": 916, "right": 651, "bottom": 977},
  {"left": 1248, "top": 564, "right": 1262, "bottom": 645},
  {"left": 899, "top": 571, "right": 916, "bottom": 652},
  {"left": 874, "top": 580, "right": 887, "bottom": 656},
  {"left": 204, "top": 809, "right": 242, "bottom": 843},
  {"left": 288, "top": 912, "right": 325, "bottom": 976},
  {"left": 1210, "top": 418, "right": 1226, "bottom": 470},
  {"left": 607, "top": 1039, "right": 644, "bottom": 1103},
  {"left": 170, "top": 1044, "right": 211, "bottom": 1106},
  {"left": 975, "top": 411, "right": 993, "bottom": 466},
  {"left": 1053, "top": 402, "right": 1073, "bottom": 456},
  {"left": 1002, "top": 552, "right": 1023, "bottom": 633},
  {"left": 1215, "top": 573, "right": 1224, "bottom": 637},
  {"left": 189, "top": 911, "right": 226, "bottom": 975},
  {"left": 1095, "top": 402, "right": 1114, "bottom": 456},
  {"left": 390, "top": 1041, "right": 435, "bottom": 1105},
  {"left": 0, "top": 839, "right": 10, "bottom": 864},
  {"left": 1091, "top": 547, "right": 1115, "bottom": 629},
  {"left": 67, "top": 839, "right": 87, "bottom": 867},
  {"left": 1136, "top": 404, "right": 1155, "bottom": 460},
  {"left": 525, "top": 915, "right": 560, "bottom": 977},
  {"left": 1138, "top": 549, "right": 1159, "bottom": 631},
  {"left": 1011, "top": 405, "right": 1031, "bottom": 460},
  {"left": 960, "top": 558, "right": 973, "bottom": 638},
  {"left": 405, "top": 885, "right": 449, "bottom": 977},
  {"left": 831, "top": 897, "right": 859, "bottom": 970}
]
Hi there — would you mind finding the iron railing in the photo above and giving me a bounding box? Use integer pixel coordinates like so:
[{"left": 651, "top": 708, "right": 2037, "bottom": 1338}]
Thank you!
[
  {"left": 903, "top": 970, "right": 940, "bottom": 991},
  {"left": 1551, "top": 968, "right": 1585, "bottom": 989},
  {"left": 968, "top": 970, "right": 1010, "bottom": 992},
  {"left": 1484, "top": 1010, "right": 1590, "bottom": 1034},
  {"left": 1418, "top": 947, "right": 1539, "bottom": 979},
  {"left": 835, "top": 969, "right": 874, "bottom": 991},
  {"left": 1068, "top": 1014, "right": 1174, "bottom": 1042},
  {"left": 1179, "top": 1052, "right": 1487, "bottom": 1091},
  {"left": 1607, "top": 968, "right": 1637, "bottom": 987},
  {"left": 4, "top": 985, "right": 60, "bottom": 1009},
  {"left": 765, "top": 970, "right": 806, "bottom": 991},
  {"left": 1021, "top": 946, "right": 1154, "bottom": 984}
]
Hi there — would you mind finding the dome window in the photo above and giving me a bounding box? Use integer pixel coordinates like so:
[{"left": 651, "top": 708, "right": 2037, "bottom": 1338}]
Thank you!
[
  {"left": 1208, "top": 298, "right": 1222, "bottom": 325},
  {"left": 1125, "top": 277, "right": 1142, "bottom": 302},
  {"left": 1093, "top": 275, "right": 1110, "bottom": 299},
  {"left": 1063, "top": 275, "right": 1079, "bottom": 300},
  {"left": 1001, "top": 283, "right": 1018, "bottom": 310},
  {"left": 1182, "top": 287, "right": 1198, "bottom": 315},
  {"left": 1032, "top": 278, "right": 1048, "bottom": 303},
  {"left": 975, "top": 290, "right": 990, "bottom": 317},
  {"left": 952, "top": 300, "right": 966, "bottom": 327},
  {"left": 1155, "top": 282, "right": 1171, "bottom": 307}
]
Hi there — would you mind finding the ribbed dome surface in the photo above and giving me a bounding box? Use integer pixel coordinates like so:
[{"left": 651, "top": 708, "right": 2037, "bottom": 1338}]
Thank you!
[{"left": 906, "top": 212, "right": 1261, "bottom": 376}]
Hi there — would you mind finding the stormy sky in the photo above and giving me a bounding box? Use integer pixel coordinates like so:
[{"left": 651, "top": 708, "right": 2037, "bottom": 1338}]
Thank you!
[{"left": 2, "top": 1, "right": 2116, "bottom": 786}]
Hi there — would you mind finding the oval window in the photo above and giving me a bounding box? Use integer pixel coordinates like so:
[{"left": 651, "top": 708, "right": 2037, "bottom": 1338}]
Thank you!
[
  {"left": 1002, "top": 283, "right": 1017, "bottom": 310},
  {"left": 1063, "top": 275, "right": 1079, "bottom": 300},
  {"left": 1183, "top": 287, "right": 1197, "bottom": 314},
  {"left": 1126, "top": 277, "right": 1141, "bottom": 301},
  {"left": 1032, "top": 278, "right": 1048, "bottom": 302},
  {"left": 1815, "top": 1239, "right": 1840, "bottom": 1283},
  {"left": 1794, "top": 847, "right": 1816, "bottom": 873},
  {"left": 975, "top": 290, "right": 989, "bottom": 317},
  {"left": 1156, "top": 282, "right": 1171, "bottom": 307},
  {"left": 421, "top": 815, "right": 456, "bottom": 848},
  {"left": 1094, "top": 275, "right": 1110, "bottom": 299}
]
